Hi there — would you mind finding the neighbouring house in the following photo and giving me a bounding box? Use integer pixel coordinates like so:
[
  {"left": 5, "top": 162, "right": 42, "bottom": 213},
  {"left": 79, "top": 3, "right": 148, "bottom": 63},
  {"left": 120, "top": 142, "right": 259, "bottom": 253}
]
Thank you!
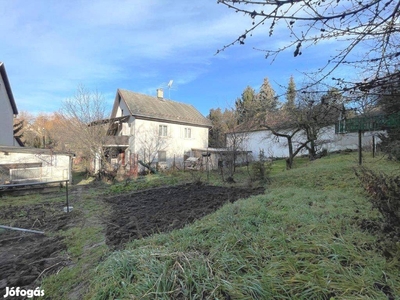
[
  {"left": 226, "top": 125, "right": 383, "bottom": 160},
  {"left": 0, "top": 62, "right": 19, "bottom": 147},
  {"left": 102, "top": 88, "right": 212, "bottom": 173}
]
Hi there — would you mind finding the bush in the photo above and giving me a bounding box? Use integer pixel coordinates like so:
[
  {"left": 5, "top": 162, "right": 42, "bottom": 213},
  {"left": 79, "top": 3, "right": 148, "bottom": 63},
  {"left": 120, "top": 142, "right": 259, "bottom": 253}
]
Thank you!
[
  {"left": 355, "top": 167, "right": 400, "bottom": 229},
  {"left": 379, "top": 139, "right": 400, "bottom": 161},
  {"left": 250, "top": 150, "right": 272, "bottom": 182}
]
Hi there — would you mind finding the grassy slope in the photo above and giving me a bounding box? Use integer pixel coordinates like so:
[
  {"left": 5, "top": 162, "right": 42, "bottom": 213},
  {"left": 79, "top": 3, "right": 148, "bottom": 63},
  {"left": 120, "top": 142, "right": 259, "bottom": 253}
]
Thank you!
[{"left": 86, "top": 153, "right": 400, "bottom": 299}]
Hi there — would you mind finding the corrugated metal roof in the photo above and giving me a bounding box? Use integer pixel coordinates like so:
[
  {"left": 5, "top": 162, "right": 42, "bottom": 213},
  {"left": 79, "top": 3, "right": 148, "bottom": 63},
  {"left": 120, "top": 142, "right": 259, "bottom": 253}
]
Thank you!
[{"left": 118, "top": 89, "right": 212, "bottom": 127}]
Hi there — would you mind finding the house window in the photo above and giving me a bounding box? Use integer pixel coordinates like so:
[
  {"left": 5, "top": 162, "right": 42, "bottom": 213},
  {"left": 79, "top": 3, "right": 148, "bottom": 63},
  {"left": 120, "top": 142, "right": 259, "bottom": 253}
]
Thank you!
[
  {"left": 159, "top": 125, "right": 168, "bottom": 137},
  {"left": 184, "top": 127, "right": 191, "bottom": 139},
  {"left": 158, "top": 151, "right": 166, "bottom": 162}
]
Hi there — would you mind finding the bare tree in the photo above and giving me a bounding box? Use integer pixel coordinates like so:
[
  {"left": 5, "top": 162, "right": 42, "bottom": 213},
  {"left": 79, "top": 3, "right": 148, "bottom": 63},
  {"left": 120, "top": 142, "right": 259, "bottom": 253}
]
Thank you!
[
  {"left": 59, "top": 85, "right": 109, "bottom": 174},
  {"left": 297, "top": 87, "right": 343, "bottom": 158},
  {"left": 260, "top": 86, "right": 342, "bottom": 168},
  {"left": 136, "top": 124, "right": 171, "bottom": 172},
  {"left": 224, "top": 108, "right": 252, "bottom": 179},
  {"left": 261, "top": 108, "right": 308, "bottom": 169},
  {"left": 217, "top": 0, "right": 400, "bottom": 92}
]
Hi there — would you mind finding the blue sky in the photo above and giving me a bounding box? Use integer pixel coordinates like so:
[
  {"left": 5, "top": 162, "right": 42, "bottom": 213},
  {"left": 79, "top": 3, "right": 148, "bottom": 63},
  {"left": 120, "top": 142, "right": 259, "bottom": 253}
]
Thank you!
[{"left": 0, "top": 0, "right": 350, "bottom": 117}]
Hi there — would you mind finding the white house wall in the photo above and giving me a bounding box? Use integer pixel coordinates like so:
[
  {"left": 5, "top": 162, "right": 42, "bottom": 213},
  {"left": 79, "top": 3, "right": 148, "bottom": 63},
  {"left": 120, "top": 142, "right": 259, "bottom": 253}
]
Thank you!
[
  {"left": 131, "top": 118, "right": 208, "bottom": 167},
  {"left": 0, "top": 75, "right": 15, "bottom": 146}
]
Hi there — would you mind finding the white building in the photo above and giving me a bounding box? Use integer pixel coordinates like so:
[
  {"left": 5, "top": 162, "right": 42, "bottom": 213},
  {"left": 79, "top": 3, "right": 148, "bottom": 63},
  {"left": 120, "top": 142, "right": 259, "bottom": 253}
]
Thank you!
[
  {"left": 103, "top": 88, "right": 212, "bottom": 171},
  {"left": 226, "top": 125, "right": 382, "bottom": 160},
  {"left": 0, "top": 62, "right": 19, "bottom": 146},
  {"left": 0, "top": 147, "right": 73, "bottom": 184}
]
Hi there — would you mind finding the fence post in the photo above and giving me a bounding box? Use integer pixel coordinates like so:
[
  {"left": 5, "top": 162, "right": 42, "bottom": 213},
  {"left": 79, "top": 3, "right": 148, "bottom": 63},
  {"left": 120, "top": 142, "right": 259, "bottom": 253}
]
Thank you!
[
  {"left": 372, "top": 135, "right": 375, "bottom": 158},
  {"left": 66, "top": 180, "right": 70, "bottom": 213},
  {"left": 358, "top": 130, "right": 362, "bottom": 165}
]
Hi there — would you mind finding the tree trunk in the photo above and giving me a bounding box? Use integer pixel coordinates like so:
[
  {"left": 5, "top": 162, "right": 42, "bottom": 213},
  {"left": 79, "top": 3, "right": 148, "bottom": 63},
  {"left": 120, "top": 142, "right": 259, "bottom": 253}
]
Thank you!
[
  {"left": 308, "top": 138, "right": 316, "bottom": 160},
  {"left": 286, "top": 136, "right": 294, "bottom": 170}
]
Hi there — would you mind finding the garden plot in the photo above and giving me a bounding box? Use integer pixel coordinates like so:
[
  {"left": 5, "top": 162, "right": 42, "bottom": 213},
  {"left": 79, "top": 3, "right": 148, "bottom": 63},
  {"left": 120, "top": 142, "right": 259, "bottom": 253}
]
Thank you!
[
  {"left": 105, "top": 183, "right": 264, "bottom": 249},
  {"left": 0, "top": 202, "right": 78, "bottom": 298}
]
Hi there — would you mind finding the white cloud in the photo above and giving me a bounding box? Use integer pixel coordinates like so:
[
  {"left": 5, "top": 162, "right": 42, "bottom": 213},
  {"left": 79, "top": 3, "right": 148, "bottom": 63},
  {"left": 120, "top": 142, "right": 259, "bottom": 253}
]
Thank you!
[{"left": 0, "top": 0, "right": 350, "bottom": 115}]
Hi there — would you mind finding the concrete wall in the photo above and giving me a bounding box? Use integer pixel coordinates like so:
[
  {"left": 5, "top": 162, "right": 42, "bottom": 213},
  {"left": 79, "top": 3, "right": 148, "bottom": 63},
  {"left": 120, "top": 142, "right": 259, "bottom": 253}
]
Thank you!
[
  {"left": 0, "top": 75, "right": 15, "bottom": 146},
  {"left": 227, "top": 125, "right": 384, "bottom": 160},
  {"left": 0, "top": 147, "right": 72, "bottom": 184}
]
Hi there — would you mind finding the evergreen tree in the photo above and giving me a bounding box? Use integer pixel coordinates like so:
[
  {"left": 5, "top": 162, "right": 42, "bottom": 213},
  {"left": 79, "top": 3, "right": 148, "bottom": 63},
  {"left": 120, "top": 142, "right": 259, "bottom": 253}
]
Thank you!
[
  {"left": 208, "top": 108, "right": 225, "bottom": 148},
  {"left": 208, "top": 108, "right": 238, "bottom": 148},
  {"left": 235, "top": 86, "right": 257, "bottom": 124},
  {"left": 284, "top": 76, "right": 296, "bottom": 111},
  {"left": 258, "top": 77, "right": 278, "bottom": 112}
]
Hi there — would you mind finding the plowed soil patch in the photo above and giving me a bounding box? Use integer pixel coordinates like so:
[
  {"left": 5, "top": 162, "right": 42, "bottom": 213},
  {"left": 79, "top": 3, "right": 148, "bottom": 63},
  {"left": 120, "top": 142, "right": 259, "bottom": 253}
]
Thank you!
[
  {"left": 0, "top": 202, "right": 78, "bottom": 298},
  {"left": 105, "top": 183, "right": 264, "bottom": 249}
]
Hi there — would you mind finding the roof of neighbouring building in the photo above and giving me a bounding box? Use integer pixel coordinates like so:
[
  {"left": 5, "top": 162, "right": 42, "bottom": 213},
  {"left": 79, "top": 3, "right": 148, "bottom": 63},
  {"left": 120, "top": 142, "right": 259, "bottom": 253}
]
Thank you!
[
  {"left": 0, "top": 62, "right": 18, "bottom": 115},
  {"left": 115, "top": 89, "right": 212, "bottom": 127}
]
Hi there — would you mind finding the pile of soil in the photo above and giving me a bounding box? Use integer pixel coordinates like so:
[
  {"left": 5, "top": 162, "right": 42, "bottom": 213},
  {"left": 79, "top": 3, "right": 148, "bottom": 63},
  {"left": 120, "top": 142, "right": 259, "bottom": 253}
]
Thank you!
[
  {"left": 0, "top": 202, "right": 77, "bottom": 298},
  {"left": 105, "top": 183, "right": 264, "bottom": 248}
]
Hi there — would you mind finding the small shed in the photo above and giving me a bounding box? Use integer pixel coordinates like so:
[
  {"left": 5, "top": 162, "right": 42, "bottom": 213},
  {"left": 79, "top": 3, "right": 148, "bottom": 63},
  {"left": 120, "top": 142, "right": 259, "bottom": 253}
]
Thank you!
[{"left": 0, "top": 146, "right": 73, "bottom": 185}]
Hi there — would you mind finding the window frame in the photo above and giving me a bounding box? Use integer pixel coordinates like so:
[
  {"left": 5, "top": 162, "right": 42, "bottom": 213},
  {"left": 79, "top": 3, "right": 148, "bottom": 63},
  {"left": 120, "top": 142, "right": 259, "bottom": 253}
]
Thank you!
[
  {"left": 184, "top": 127, "right": 192, "bottom": 139},
  {"left": 159, "top": 125, "right": 168, "bottom": 137}
]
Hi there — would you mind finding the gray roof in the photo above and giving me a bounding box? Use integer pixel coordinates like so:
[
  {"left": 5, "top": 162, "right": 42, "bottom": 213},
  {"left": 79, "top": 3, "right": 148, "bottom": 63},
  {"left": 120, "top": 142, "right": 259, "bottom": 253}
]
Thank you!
[
  {"left": 117, "top": 89, "right": 212, "bottom": 127},
  {"left": 0, "top": 62, "right": 18, "bottom": 115}
]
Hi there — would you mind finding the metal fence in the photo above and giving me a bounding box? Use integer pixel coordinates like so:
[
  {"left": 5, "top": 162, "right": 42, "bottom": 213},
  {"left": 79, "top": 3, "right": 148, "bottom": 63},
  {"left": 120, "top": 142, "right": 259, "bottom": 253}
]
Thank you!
[{"left": 336, "top": 112, "right": 400, "bottom": 133}]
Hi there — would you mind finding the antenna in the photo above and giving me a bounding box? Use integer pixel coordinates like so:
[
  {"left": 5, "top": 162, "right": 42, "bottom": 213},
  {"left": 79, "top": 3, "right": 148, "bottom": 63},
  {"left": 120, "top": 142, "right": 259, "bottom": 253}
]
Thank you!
[{"left": 167, "top": 80, "right": 173, "bottom": 99}]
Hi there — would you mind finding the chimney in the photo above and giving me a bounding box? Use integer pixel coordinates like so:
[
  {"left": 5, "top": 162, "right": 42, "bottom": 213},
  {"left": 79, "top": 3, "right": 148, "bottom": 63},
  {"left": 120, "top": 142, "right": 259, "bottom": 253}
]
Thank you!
[{"left": 157, "top": 88, "right": 164, "bottom": 99}]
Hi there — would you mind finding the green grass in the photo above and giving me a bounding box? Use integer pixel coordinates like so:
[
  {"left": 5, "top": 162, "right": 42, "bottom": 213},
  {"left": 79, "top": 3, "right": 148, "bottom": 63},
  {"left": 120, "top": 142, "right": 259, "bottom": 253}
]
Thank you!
[{"left": 85, "top": 152, "right": 400, "bottom": 299}]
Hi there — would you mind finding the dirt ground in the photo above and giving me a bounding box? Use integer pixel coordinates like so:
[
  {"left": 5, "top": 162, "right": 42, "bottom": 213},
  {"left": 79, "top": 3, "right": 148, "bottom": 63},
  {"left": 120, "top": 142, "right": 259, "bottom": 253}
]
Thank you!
[
  {"left": 0, "top": 201, "right": 78, "bottom": 298},
  {"left": 0, "top": 183, "right": 264, "bottom": 298},
  {"left": 105, "top": 183, "right": 265, "bottom": 249}
]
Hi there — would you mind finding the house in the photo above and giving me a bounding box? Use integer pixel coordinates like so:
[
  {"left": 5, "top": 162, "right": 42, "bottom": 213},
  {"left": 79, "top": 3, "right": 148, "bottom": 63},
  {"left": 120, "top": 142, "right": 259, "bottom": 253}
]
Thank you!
[
  {"left": 0, "top": 62, "right": 19, "bottom": 146},
  {"left": 103, "top": 88, "right": 212, "bottom": 172}
]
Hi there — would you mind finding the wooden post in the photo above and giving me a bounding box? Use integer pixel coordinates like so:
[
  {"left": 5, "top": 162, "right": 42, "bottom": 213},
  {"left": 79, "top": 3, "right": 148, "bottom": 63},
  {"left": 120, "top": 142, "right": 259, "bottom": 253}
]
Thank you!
[
  {"left": 358, "top": 130, "right": 362, "bottom": 165},
  {"left": 66, "top": 181, "right": 70, "bottom": 213},
  {"left": 372, "top": 135, "right": 375, "bottom": 158}
]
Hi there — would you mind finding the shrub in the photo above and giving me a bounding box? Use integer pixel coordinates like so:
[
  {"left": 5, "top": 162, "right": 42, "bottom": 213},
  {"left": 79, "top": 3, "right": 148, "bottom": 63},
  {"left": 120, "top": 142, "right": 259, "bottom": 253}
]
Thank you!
[
  {"left": 379, "top": 138, "right": 400, "bottom": 161},
  {"left": 355, "top": 167, "right": 400, "bottom": 229},
  {"left": 250, "top": 150, "right": 272, "bottom": 182}
]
